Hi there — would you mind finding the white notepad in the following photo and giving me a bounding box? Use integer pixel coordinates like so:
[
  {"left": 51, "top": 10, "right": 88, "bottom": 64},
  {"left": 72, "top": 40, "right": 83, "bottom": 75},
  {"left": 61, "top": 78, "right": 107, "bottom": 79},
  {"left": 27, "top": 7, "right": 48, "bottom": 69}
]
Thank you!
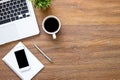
[{"left": 2, "top": 42, "right": 44, "bottom": 80}]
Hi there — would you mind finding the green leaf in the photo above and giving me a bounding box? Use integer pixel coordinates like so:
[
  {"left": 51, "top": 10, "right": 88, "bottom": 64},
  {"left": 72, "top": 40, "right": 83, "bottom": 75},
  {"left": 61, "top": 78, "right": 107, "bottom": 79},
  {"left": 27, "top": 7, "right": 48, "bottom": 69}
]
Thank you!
[{"left": 31, "top": 0, "right": 51, "bottom": 9}]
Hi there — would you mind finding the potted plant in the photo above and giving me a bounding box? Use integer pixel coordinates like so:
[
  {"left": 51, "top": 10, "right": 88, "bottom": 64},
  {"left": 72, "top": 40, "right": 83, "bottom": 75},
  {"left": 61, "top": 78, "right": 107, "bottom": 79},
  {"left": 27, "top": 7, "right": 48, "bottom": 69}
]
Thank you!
[{"left": 31, "top": 0, "right": 51, "bottom": 10}]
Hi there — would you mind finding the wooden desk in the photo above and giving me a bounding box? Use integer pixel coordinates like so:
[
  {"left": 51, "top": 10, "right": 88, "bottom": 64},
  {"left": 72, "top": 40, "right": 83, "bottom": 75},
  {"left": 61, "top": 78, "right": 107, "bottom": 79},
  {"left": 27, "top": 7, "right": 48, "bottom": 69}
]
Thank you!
[{"left": 0, "top": 0, "right": 120, "bottom": 80}]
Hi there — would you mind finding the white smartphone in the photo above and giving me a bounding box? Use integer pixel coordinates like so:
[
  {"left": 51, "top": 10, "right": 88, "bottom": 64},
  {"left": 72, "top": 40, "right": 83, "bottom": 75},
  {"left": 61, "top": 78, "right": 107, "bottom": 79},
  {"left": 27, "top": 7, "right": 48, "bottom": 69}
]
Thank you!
[{"left": 14, "top": 47, "right": 30, "bottom": 72}]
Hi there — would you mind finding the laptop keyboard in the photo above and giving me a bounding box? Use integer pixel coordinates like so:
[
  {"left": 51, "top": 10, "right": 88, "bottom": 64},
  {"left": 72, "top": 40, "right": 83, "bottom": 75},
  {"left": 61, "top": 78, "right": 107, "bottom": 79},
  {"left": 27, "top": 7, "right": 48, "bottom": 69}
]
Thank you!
[{"left": 0, "top": 0, "right": 30, "bottom": 25}]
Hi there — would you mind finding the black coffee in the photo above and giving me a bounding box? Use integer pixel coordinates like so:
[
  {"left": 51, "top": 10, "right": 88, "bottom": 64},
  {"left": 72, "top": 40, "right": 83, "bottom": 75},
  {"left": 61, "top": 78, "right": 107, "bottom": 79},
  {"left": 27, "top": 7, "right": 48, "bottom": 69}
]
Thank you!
[{"left": 44, "top": 17, "right": 59, "bottom": 32}]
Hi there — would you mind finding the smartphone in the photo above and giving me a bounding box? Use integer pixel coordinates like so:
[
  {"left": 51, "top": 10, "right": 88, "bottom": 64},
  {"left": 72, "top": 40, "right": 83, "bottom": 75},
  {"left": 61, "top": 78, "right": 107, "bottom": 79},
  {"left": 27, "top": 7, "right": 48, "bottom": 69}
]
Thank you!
[{"left": 14, "top": 47, "right": 30, "bottom": 72}]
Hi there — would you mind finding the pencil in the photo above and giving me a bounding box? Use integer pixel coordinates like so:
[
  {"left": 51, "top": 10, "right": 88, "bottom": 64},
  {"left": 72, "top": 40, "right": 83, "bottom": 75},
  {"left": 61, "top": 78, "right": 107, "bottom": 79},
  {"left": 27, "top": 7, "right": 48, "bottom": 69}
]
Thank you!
[{"left": 33, "top": 44, "right": 53, "bottom": 63}]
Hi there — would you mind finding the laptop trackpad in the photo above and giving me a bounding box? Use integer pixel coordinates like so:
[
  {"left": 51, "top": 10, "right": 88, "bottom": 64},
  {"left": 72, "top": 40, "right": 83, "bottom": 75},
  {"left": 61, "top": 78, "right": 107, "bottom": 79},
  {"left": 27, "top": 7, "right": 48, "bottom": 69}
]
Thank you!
[{"left": 0, "top": 24, "right": 18, "bottom": 44}]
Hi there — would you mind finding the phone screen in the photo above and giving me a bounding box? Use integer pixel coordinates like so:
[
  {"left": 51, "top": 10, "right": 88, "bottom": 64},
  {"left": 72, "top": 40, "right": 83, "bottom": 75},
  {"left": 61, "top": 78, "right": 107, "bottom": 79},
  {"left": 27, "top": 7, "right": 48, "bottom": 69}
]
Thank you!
[{"left": 15, "top": 49, "right": 29, "bottom": 68}]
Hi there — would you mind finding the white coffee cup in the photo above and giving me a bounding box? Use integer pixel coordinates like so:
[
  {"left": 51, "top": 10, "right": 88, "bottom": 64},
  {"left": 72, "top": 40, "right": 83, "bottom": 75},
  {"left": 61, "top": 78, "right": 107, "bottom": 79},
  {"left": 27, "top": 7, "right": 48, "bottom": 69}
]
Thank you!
[{"left": 42, "top": 15, "right": 61, "bottom": 39}]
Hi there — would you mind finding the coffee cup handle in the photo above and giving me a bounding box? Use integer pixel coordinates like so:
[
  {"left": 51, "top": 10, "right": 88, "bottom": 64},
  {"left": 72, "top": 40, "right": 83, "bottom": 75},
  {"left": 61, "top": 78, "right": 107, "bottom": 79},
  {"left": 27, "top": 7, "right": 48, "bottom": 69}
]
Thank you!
[{"left": 52, "top": 34, "right": 56, "bottom": 39}]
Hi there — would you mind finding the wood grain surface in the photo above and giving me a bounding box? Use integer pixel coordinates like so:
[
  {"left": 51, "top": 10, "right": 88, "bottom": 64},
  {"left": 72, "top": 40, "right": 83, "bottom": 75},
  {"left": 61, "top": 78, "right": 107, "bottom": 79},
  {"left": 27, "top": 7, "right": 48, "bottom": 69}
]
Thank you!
[{"left": 0, "top": 0, "right": 120, "bottom": 80}]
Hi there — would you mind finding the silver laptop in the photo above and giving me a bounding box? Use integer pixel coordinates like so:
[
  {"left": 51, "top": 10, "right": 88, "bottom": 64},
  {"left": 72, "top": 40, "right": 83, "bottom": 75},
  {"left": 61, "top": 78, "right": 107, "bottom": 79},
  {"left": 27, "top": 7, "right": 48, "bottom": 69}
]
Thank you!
[{"left": 0, "top": 0, "right": 40, "bottom": 45}]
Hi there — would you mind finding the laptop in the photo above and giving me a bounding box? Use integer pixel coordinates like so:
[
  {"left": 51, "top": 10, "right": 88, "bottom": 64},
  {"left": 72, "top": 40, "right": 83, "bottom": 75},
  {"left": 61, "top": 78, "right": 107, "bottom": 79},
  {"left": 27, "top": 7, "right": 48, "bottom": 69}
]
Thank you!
[{"left": 0, "top": 0, "right": 40, "bottom": 45}]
